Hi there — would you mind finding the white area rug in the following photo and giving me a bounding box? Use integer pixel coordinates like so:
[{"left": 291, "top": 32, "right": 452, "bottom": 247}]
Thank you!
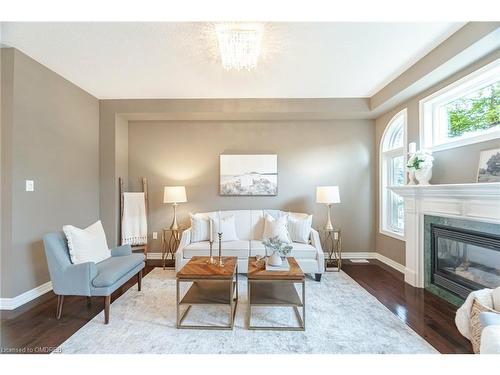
[{"left": 56, "top": 268, "right": 437, "bottom": 354}]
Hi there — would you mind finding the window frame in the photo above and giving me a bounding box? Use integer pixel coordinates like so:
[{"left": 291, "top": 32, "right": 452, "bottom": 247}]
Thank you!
[
  {"left": 419, "top": 59, "right": 500, "bottom": 152},
  {"left": 379, "top": 109, "right": 407, "bottom": 241}
]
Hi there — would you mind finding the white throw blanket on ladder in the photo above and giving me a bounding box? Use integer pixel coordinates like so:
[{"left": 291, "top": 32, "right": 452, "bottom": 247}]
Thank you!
[{"left": 122, "top": 192, "right": 147, "bottom": 246}]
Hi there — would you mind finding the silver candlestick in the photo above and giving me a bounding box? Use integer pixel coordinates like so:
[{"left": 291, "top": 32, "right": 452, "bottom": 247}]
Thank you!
[
  {"left": 218, "top": 232, "right": 224, "bottom": 267},
  {"left": 207, "top": 239, "right": 215, "bottom": 264}
]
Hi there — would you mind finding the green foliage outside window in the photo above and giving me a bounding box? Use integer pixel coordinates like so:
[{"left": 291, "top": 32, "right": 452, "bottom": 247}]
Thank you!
[{"left": 446, "top": 82, "right": 500, "bottom": 138}]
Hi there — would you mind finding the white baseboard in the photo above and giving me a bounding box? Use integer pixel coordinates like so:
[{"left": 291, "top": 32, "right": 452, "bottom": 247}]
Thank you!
[
  {"left": 342, "top": 252, "right": 405, "bottom": 274},
  {"left": 146, "top": 253, "right": 163, "bottom": 260},
  {"left": 0, "top": 281, "right": 53, "bottom": 310},
  {"left": 342, "top": 252, "right": 377, "bottom": 259},
  {"left": 375, "top": 253, "right": 406, "bottom": 274}
]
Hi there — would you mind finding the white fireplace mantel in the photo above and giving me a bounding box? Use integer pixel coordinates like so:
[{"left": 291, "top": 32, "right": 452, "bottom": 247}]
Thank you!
[{"left": 388, "top": 182, "right": 500, "bottom": 288}]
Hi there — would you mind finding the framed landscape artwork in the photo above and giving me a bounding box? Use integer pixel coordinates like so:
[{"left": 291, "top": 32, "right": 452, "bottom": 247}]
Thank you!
[
  {"left": 477, "top": 148, "right": 500, "bottom": 183},
  {"left": 220, "top": 154, "right": 278, "bottom": 196}
]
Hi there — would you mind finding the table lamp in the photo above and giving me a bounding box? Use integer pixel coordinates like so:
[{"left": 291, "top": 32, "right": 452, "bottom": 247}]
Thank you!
[
  {"left": 163, "top": 186, "right": 187, "bottom": 230},
  {"left": 316, "top": 186, "right": 340, "bottom": 231}
]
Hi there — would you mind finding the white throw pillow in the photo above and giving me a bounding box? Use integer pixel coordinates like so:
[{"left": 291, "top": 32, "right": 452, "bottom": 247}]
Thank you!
[
  {"left": 189, "top": 214, "right": 210, "bottom": 243},
  {"left": 209, "top": 213, "right": 239, "bottom": 242},
  {"left": 262, "top": 213, "right": 291, "bottom": 243},
  {"left": 288, "top": 214, "right": 313, "bottom": 244},
  {"left": 63, "top": 220, "right": 111, "bottom": 264}
]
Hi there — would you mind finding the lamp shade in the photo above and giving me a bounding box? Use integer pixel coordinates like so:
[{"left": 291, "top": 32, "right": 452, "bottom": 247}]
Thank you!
[
  {"left": 163, "top": 186, "right": 187, "bottom": 204},
  {"left": 316, "top": 186, "right": 340, "bottom": 204}
]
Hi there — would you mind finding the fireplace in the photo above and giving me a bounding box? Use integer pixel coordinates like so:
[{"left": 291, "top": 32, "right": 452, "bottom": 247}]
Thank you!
[{"left": 431, "top": 224, "right": 500, "bottom": 299}]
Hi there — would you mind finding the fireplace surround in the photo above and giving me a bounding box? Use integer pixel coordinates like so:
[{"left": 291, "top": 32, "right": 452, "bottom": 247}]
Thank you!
[{"left": 389, "top": 182, "right": 500, "bottom": 304}]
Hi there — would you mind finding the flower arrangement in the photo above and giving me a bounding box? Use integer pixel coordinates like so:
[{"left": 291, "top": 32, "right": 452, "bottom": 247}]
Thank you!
[
  {"left": 407, "top": 150, "right": 434, "bottom": 171},
  {"left": 262, "top": 235, "right": 293, "bottom": 257}
]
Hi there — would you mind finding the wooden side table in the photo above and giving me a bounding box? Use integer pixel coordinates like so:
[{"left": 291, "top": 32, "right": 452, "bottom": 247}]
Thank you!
[
  {"left": 319, "top": 228, "right": 342, "bottom": 271},
  {"left": 162, "top": 228, "right": 184, "bottom": 269}
]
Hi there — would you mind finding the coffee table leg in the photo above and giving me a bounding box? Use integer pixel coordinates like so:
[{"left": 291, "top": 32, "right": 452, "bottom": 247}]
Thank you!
[
  {"left": 176, "top": 279, "right": 180, "bottom": 328},
  {"left": 247, "top": 279, "right": 251, "bottom": 329},
  {"left": 302, "top": 279, "right": 306, "bottom": 329}
]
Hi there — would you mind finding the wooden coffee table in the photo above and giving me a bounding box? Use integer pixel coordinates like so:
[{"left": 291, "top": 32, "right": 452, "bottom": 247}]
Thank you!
[
  {"left": 247, "top": 256, "right": 305, "bottom": 331},
  {"left": 176, "top": 256, "right": 238, "bottom": 330}
]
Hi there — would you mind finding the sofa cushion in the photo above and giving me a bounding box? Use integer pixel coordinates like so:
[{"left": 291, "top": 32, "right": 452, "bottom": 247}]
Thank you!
[
  {"left": 262, "top": 213, "right": 291, "bottom": 243},
  {"left": 287, "top": 214, "right": 313, "bottom": 243},
  {"left": 190, "top": 213, "right": 210, "bottom": 243},
  {"left": 183, "top": 240, "right": 250, "bottom": 259},
  {"left": 92, "top": 253, "right": 144, "bottom": 288},
  {"left": 250, "top": 240, "right": 317, "bottom": 259}
]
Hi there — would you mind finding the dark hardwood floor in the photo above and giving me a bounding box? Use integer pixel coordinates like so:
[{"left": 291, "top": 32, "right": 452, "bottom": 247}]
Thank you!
[
  {"left": 1, "top": 259, "right": 472, "bottom": 354},
  {"left": 342, "top": 260, "right": 472, "bottom": 354}
]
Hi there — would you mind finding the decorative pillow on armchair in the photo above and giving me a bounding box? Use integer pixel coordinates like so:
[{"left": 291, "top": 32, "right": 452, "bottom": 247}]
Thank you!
[
  {"left": 63, "top": 220, "right": 111, "bottom": 264},
  {"left": 262, "top": 213, "right": 291, "bottom": 243}
]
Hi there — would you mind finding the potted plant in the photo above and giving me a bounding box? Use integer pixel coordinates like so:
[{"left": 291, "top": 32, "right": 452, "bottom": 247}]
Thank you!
[
  {"left": 262, "top": 235, "right": 293, "bottom": 266},
  {"left": 407, "top": 150, "right": 434, "bottom": 185}
]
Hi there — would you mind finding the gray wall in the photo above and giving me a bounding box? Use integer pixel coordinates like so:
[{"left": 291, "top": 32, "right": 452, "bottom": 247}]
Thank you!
[
  {"left": 98, "top": 98, "right": 372, "bottom": 247},
  {"left": 0, "top": 48, "right": 99, "bottom": 298},
  {"left": 375, "top": 49, "right": 500, "bottom": 266},
  {"left": 127, "top": 120, "right": 375, "bottom": 254}
]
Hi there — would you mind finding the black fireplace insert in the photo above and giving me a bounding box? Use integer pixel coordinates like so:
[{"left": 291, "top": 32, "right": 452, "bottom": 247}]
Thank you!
[{"left": 431, "top": 224, "right": 500, "bottom": 299}]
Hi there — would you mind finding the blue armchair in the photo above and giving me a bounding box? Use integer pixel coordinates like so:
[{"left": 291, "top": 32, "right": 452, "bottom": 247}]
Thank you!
[{"left": 43, "top": 232, "right": 145, "bottom": 324}]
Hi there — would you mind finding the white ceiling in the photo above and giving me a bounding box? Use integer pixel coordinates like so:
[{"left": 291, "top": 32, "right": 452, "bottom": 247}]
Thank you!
[{"left": 0, "top": 22, "right": 465, "bottom": 99}]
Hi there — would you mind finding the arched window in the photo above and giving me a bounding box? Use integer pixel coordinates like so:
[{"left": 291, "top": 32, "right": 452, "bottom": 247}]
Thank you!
[{"left": 380, "top": 109, "right": 407, "bottom": 239}]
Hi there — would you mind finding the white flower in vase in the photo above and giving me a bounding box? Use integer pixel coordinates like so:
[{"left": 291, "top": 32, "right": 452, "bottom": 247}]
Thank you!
[{"left": 406, "top": 150, "right": 434, "bottom": 185}]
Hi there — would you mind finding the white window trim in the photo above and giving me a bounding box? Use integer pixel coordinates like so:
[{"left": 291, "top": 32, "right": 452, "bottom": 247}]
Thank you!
[
  {"left": 379, "top": 108, "right": 407, "bottom": 241},
  {"left": 420, "top": 58, "right": 500, "bottom": 152}
]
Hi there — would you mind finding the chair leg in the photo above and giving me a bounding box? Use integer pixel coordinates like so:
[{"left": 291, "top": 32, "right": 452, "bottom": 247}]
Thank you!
[
  {"left": 137, "top": 270, "right": 142, "bottom": 291},
  {"left": 56, "top": 295, "right": 64, "bottom": 319},
  {"left": 104, "top": 295, "right": 110, "bottom": 324}
]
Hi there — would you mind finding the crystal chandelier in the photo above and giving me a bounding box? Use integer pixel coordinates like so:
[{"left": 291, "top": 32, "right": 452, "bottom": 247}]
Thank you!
[{"left": 215, "top": 23, "right": 263, "bottom": 71}]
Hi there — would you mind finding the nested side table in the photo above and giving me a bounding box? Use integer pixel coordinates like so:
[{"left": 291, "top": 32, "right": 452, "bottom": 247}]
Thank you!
[
  {"left": 162, "top": 228, "right": 184, "bottom": 269},
  {"left": 319, "top": 228, "right": 342, "bottom": 271}
]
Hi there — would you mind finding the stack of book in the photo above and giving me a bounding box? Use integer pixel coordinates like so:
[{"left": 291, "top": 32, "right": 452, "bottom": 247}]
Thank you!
[{"left": 265, "top": 258, "right": 290, "bottom": 272}]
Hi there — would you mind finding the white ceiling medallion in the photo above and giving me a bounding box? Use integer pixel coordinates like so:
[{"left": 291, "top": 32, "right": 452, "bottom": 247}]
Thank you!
[{"left": 215, "top": 23, "right": 263, "bottom": 71}]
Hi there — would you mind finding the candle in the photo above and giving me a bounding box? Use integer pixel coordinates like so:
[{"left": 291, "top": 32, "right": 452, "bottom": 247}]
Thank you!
[
  {"left": 209, "top": 218, "right": 213, "bottom": 242},
  {"left": 409, "top": 142, "right": 417, "bottom": 154},
  {"left": 218, "top": 211, "right": 221, "bottom": 232}
]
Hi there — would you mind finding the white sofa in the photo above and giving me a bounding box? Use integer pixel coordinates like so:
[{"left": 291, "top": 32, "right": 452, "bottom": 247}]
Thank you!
[{"left": 175, "top": 210, "right": 325, "bottom": 280}]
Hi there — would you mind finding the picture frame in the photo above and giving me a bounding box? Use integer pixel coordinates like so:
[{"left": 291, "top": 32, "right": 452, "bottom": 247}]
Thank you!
[
  {"left": 220, "top": 154, "right": 278, "bottom": 196},
  {"left": 477, "top": 147, "right": 500, "bottom": 183}
]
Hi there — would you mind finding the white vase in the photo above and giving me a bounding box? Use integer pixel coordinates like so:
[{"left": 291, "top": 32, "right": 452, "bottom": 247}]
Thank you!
[
  {"left": 415, "top": 167, "right": 432, "bottom": 185},
  {"left": 268, "top": 251, "right": 283, "bottom": 266},
  {"left": 407, "top": 169, "right": 416, "bottom": 185}
]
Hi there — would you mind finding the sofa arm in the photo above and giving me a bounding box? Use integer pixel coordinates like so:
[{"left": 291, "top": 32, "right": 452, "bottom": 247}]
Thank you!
[
  {"left": 310, "top": 228, "right": 325, "bottom": 272},
  {"left": 310, "top": 228, "right": 323, "bottom": 252},
  {"left": 54, "top": 262, "right": 98, "bottom": 296},
  {"left": 111, "top": 244, "right": 132, "bottom": 257},
  {"left": 175, "top": 228, "right": 191, "bottom": 272}
]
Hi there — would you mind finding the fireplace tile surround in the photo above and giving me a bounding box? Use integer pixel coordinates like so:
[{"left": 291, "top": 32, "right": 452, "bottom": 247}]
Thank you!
[{"left": 389, "top": 183, "right": 500, "bottom": 299}]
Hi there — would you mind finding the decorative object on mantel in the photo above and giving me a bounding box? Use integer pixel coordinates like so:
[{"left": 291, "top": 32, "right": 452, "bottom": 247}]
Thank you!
[
  {"left": 163, "top": 186, "right": 187, "bottom": 230},
  {"left": 477, "top": 147, "right": 500, "bottom": 183},
  {"left": 220, "top": 154, "right": 278, "bottom": 196},
  {"left": 406, "top": 149, "right": 434, "bottom": 185},
  {"left": 407, "top": 142, "right": 417, "bottom": 185},
  {"left": 262, "top": 235, "right": 293, "bottom": 267},
  {"left": 316, "top": 186, "right": 341, "bottom": 230}
]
